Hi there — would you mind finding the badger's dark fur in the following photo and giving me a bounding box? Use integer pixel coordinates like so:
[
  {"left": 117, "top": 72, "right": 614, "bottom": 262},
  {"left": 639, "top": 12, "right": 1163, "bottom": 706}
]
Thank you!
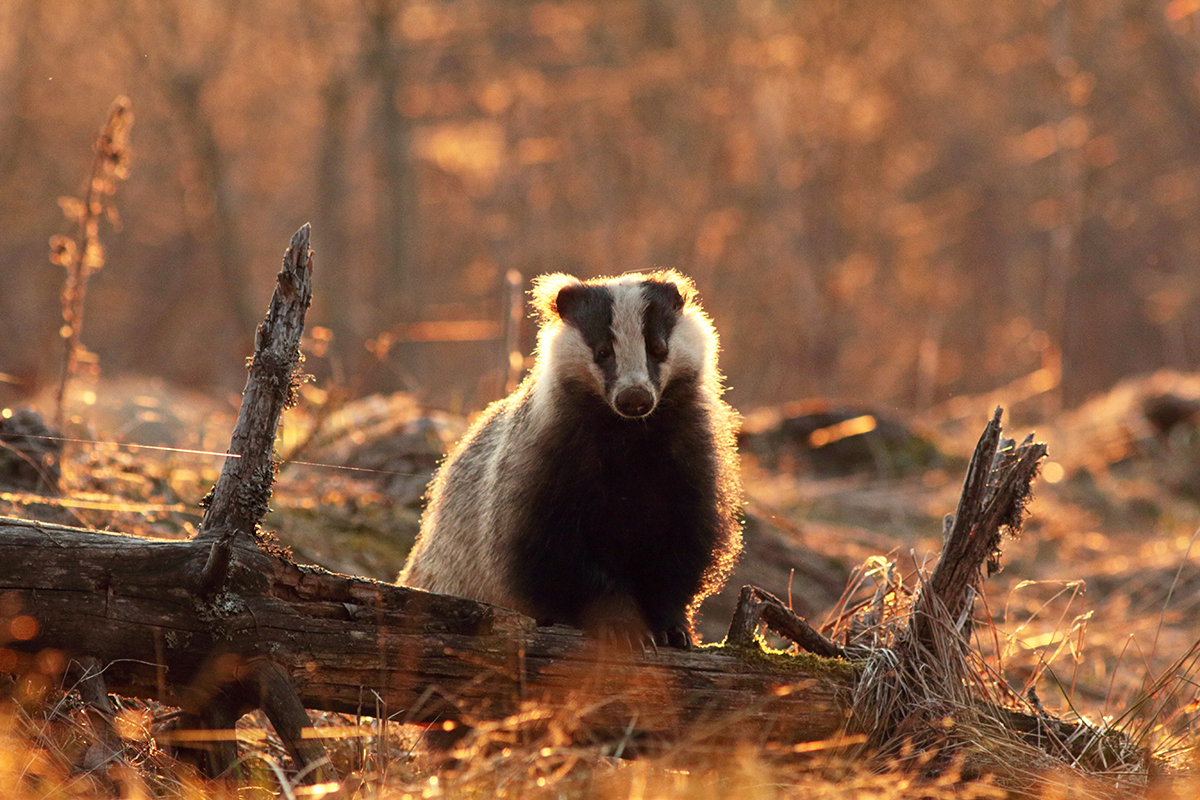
[{"left": 398, "top": 270, "right": 742, "bottom": 647}]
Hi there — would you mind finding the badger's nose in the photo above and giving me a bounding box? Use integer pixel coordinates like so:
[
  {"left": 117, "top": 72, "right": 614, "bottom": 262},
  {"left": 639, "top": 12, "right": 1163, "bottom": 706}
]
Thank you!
[{"left": 615, "top": 386, "right": 654, "bottom": 418}]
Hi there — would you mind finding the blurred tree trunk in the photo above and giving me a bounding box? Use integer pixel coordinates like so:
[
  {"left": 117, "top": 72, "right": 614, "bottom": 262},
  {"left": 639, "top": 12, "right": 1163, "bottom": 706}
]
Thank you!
[
  {"left": 314, "top": 71, "right": 356, "bottom": 370},
  {"left": 1043, "top": 0, "right": 1080, "bottom": 418},
  {"left": 163, "top": 74, "right": 257, "bottom": 335},
  {"left": 1138, "top": 0, "right": 1200, "bottom": 158},
  {"left": 0, "top": 0, "right": 39, "bottom": 186},
  {"left": 113, "top": 0, "right": 255, "bottom": 381},
  {"left": 1132, "top": 0, "right": 1200, "bottom": 373},
  {"left": 363, "top": 0, "right": 419, "bottom": 328},
  {"left": 0, "top": 0, "right": 49, "bottom": 388}
]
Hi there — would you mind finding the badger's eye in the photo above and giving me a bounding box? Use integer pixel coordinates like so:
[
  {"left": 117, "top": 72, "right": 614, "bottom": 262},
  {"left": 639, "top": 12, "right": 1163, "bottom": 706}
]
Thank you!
[
  {"left": 595, "top": 344, "right": 613, "bottom": 363},
  {"left": 647, "top": 338, "right": 669, "bottom": 361}
]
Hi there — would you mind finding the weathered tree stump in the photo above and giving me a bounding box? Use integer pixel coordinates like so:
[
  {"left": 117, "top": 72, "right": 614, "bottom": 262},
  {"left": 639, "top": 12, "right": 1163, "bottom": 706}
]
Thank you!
[{"left": 906, "top": 408, "right": 1047, "bottom": 655}]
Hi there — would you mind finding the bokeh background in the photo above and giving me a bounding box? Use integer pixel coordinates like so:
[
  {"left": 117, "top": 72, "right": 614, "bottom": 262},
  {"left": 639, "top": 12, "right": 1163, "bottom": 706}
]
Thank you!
[{"left": 1, "top": 0, "right": 1198, "bottom": 416}]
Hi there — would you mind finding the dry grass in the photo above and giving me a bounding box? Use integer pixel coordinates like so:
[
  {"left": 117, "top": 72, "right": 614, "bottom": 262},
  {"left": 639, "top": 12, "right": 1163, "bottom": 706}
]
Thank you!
[{"left": 0, "top": 696, "right": 1022, "bottom": 799}]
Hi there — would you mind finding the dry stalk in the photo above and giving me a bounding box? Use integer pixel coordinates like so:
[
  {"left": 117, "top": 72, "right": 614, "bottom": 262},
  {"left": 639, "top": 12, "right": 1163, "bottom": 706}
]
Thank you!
[{"left": 51, "top": 96, "right": 133, "bottom": 429}]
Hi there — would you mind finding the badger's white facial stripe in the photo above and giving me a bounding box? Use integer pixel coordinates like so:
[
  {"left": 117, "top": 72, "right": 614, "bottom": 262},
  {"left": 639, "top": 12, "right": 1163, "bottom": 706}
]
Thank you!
[
  {"left": 660, "top": 311, "right": 709, "bottom": 384},
  {"left": 530, "top": 322, "right": 593, "bottom": 417},
  {"left": 609, "top": 282, "right": 651, "bottom": 395}
]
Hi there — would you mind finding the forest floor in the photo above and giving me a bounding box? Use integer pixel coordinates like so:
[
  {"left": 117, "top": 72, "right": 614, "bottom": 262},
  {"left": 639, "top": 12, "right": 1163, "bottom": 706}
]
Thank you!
[{"left": 2, "top": 371, "right": 1199, "bottom": 798}]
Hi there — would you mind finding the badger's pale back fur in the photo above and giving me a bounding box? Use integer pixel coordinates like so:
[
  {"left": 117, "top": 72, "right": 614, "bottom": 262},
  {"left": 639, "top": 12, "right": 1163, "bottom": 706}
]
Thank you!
[{"left": 399, "top": 270, "right": 742, "bottom": 645}]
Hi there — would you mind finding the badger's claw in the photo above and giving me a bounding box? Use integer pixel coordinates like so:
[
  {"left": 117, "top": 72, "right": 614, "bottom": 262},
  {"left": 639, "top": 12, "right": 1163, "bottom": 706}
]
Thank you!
[
  {"left": 592, "top": 623, "right": 691, "bottom": 654},
  {"left": 597, "top": 624, "right": 636, "bottom": 651},
  {"left": 593, "top": 622, "right": 661, "bottom": 655},
  {"left": 655, "top": 625, "right": 693, "bottom": 650},
  {"left": 584, "top": 597, "right": 692, "bottom": 653}
]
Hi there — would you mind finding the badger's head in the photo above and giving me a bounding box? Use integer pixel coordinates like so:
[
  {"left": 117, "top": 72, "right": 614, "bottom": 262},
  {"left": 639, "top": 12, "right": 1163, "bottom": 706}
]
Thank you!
[{"left": 531, "top": 271, "right": 717, "bottom": 419}]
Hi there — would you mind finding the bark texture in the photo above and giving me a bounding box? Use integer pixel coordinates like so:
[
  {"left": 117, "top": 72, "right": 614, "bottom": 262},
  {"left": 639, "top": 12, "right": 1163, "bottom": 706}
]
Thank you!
[{"left": 0, "top": 516, "right": 853, "bottom": 749}]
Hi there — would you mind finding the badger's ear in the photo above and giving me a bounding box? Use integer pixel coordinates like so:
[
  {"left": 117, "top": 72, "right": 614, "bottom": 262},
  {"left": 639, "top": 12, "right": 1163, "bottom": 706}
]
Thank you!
[
  {"left": 664, "top": 281, "right": 685, "bottom": 311},
  {"left": 645, "top": 279, "right": 685, "bottom": 313},
  {"left": 531, "top": 273, "right": 582, "bottom": 324},
  {"left": 554, "top": 283, "right": 588, "bottom": 323},
  {"left": 654, "top": 269, "right": 696, "bottom": 310}
]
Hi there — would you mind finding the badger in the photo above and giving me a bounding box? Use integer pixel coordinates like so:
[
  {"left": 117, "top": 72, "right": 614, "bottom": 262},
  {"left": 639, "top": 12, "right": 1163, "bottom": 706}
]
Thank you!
[{"left": 399, "top": 270, "right": 743, "bottom": 648}]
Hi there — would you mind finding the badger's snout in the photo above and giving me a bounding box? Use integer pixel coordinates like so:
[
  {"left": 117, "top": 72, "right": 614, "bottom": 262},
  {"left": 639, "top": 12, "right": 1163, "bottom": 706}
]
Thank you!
[{"left": 614, "top": 385, "right": 655, "bottom": 418}]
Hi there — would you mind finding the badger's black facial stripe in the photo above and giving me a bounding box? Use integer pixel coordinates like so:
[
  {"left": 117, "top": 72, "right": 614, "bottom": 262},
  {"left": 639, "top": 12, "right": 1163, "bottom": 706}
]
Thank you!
[
  {"left": 642, "top": 281, "right": 681, "bottom": 367},
  {"left": 557, "top": 284, "right": 616, "bottom": 374}
]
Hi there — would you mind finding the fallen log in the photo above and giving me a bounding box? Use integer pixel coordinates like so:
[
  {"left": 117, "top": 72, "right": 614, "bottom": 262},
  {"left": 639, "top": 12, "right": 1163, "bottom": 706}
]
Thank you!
[
  {"left": 0, "top": 409, "right": 1104, "bottom": 786},
  {"left": 0, "top": 516, "right": 854, "bottom": 753}
]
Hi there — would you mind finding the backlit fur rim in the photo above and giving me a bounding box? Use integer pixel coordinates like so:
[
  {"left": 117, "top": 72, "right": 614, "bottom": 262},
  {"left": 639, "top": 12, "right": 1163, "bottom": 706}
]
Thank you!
[{"left": 531, "top": 270, "right": 698, "bottom": 324}]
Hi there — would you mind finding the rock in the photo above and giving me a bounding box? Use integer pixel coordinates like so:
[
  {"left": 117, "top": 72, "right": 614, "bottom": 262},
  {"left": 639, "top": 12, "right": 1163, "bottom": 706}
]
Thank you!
[
  {"left": 1053, "top": 370, "right": 1200, "bottom": 503},
  {"left": 739, "top": 400, "right": 944, "bottom": 478},
  {"left": 303, "top": 393, "right": 463, "bottom": 508},
  {"left": 0, "top": 408, "right": 62, "bottom": 493}
]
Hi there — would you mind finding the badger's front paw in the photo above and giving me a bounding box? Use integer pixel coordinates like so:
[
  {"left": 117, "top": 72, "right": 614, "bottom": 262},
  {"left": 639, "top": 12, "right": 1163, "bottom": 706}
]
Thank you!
[
  {"left": 579, "top": 597, "right": 693, "bottom": 653},
  {"left": 596, "top": 622, "right": 653, "bottom": 653},
  {"left": 604, "top": 624, "right": 691, "bottom": 653},
  {"left": 581, "top": 595, "right": 653, "bottom": 650}
]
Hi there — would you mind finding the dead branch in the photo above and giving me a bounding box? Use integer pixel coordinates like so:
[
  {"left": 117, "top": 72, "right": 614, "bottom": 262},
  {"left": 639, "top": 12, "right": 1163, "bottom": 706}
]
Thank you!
[
  {"left": 198, "top": 223, "right": 312, "bottom": 547},
  {"left": 907, "top": 407, "right": 1047, "bottom": 653},
  {"left": 725, "top": 585, "right": 845, "bottom": 659}
]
